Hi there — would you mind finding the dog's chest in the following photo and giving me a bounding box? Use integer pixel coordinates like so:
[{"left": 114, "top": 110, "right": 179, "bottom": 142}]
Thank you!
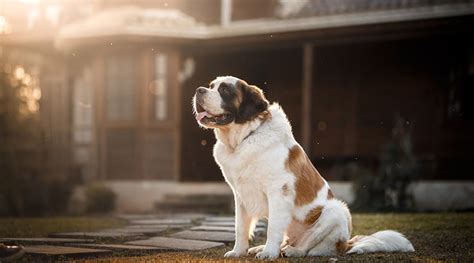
[
  {"left": 215, "top": 147, "right": 268, "bottom": 216},
  {"left": 232, "top": 174, "right": 267, "bottom": 216}
]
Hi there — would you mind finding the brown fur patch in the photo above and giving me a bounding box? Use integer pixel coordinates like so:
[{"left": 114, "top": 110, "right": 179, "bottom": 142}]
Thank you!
[
  {"left": 233, "top": 81, "right": 244, "bottom": 109},
  {"left": 258, "top": 110, "right": 271, "bottom": 122},
  {"left": 234, "top": 82, "right": 269, "bottom": 124},
  {"left": 285, "top": 145, "right": 326, "bottom": 206},
  {"left": 336, "top": 240, "right": 349, "bottom": 255},
  {"left": 327, "top": 188, "right": 334, "bottom": 199},
  {"left": 304, "top": 206, "right": 323, "bottom": 225},
  {"left": 282, "top": 184, "right": 290, "bottom": 196}
]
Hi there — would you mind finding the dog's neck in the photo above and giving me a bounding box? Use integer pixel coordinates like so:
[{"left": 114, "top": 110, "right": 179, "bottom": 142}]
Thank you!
[{"left": 214, "top": 111, "right": 270, "bottom": 150}]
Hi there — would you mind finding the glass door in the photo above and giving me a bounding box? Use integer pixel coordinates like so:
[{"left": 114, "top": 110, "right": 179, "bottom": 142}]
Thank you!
[
  {"left": 101, "top": 50, "right": 179, "bottom": 180},
  {"left": 104, "top": 54, "right": 140, "bottom": 179},
  {"left": 142, "top": 51, "right": 179, "bottom": 180}
]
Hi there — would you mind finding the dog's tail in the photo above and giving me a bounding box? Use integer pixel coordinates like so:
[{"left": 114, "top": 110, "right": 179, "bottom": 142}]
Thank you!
[{"left": 345, "top": 230, "right": 414, "bottom": 254}]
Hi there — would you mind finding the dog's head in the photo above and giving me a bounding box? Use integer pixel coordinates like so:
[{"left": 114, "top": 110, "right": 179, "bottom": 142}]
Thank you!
[{"left": 193, "top": 76, "right": 269, "bottom": 128}]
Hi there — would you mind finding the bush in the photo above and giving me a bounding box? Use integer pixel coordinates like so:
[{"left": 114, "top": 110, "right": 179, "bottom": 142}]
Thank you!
[
  {"left": 84, "top": 183, "right": 116, "bottom": 214},
  {"left": 0, "top": 175, "right": 74, "bottom": 217},
  {"left": 351, "top": 116, "right": 419, "bottom": 212}
]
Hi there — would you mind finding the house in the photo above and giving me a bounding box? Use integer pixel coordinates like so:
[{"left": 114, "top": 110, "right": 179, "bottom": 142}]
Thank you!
[{"left": 2, "top": 0, "right": 474, "bottom": 212}]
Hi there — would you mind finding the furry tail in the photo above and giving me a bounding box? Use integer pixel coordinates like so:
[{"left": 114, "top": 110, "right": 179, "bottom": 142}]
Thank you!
[{"left": 346, "top": 230, "right": 414, "bottom": 254}]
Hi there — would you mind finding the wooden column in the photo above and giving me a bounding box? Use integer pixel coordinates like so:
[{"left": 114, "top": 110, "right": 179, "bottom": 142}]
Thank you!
[
  {"left": 221, "top": 0, "right": 232, "bottom": 26},
  {"left": 302, "top": 43, "right": 314, "bottom": 154},
  {"left": 94, "top": 56, "right": 106, "bottom": 180}
]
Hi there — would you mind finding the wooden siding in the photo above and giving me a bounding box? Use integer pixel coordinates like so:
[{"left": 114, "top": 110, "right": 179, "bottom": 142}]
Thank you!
[
  {"left": 180, "top": 33, "right": 474, "bottom": 181},
  {"left": 311, "top": 36, "right": 474, "bottom": 180}
]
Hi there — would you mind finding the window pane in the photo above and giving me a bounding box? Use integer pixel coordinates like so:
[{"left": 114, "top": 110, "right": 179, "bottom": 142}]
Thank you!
[
  {"left": 153, "top": 53, "right": 168, "bottom": 121},
  {"left": 72, "top": 66, "right": 93, "bottom": 144},
  {"left": 106, "top": 55, "right": 137, "bottom": 121},
  {"left": 144, "top": 132, "right": 175, "bottom": 179},
  {"left": 106, "top": 129, "right": 138, "bottom": 179}
]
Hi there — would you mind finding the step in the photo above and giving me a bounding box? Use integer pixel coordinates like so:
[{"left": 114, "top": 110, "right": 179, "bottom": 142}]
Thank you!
[{"left": 154, "top": 193, "right": 233, "bottom": 214}]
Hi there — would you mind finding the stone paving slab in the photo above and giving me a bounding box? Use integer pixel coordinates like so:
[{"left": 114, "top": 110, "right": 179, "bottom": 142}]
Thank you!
[
  {"left": 190, "top": 225, "right": 236, "bottom": 232},
  {"left": 100, "top": 228, "right": 168, "bottom": 236},
  {"left": 201, "top": 221, "right": 235, "bottom": 227},
  {"left": 117, "top": 214, "right": 159, "bottom": 220},
  {"left": 201, "top": 221, "right": 266, "bottom": 228},
  {"left": 24, "top": 245, "right": 110, "bottom": 256},
  {"left": 126, "top": 237, "right": 225, "bottom": 251},
  {"left": 118, "top": 213, "right": 210, "bottom": 221},
  {"left": 125, "top": 225, "right": 171, "bottom": 230},
  {"left": 129, "top": 219, "right": 192, "bottom": 225},
  {"left": 190, "top": 225, "right": 266, "bottom": 234},
  {"left": 204, "top": 216, "right": 234, "bottom": 222},
  {"left": 126, "top": 224, "right": 191, "bottom": 229},
  {"left": 0, "top": 237, "right": 94, "bottom": 244},
  {"left": 171, "top": 230, "right": 235, "bottom": 243},
  {"left": 163, "top": 213, "right": 211, "bottom": 220},
  {"left": 71, "top": 243, "right": 170, "bottom": 252},
  {"left": 49, "top": 232, "right": 140, "bottom": 239},
  {"left": 157, "top": 224, "right": 193, "bottom": 229}
]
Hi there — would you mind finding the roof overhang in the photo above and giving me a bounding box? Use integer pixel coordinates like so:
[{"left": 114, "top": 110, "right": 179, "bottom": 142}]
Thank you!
[
  {"left": 205, "top": 3, "right": 474, "bottom": 39},
  {"left": 3, "top": 3, "right": 474, "bottom": 51}
]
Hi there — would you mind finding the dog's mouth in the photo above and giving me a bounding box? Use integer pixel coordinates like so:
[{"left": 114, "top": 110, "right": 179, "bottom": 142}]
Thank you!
[{"left": 195, "top": 103, "right": 233, "bottom": 125}]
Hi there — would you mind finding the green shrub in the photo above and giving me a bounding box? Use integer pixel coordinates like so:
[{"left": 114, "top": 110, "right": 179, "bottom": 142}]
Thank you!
[
  {"left": 84, "top": 183, "right": 116, "bottom": 214},
  {"left": 0, "top": 175, "right": 74, "bottom": 217},
  {"left": 351, "top": 116, "right": 418, "bottom": 212}
]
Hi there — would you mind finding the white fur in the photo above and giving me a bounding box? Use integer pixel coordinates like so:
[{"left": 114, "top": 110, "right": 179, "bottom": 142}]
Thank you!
[
  {"left": 196, "top": 76, "right": 414, "bottom": 259},
  {"left": 194, "top": 85, "right": 225, "bottom": 116},
  {"left": 193, "top": 76, "right": 241, "bottom": 128},
  {"left": 346, "top": 230, "right": 415, "bottom": 254}
]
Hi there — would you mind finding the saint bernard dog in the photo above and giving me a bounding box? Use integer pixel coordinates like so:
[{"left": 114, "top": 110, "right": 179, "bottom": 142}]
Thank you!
[{"left": 193, "top": 76, "right": 414, "bottom": 259}]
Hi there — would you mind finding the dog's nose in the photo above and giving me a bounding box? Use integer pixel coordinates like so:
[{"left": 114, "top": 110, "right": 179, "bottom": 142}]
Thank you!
[{"left": 196, "top": 87, "right": 207, "bottom": 95}]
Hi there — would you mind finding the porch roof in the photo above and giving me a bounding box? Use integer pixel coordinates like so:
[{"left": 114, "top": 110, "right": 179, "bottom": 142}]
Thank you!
[
  {"left": 2, "top": 2, "right": 473, "bottom": 50},
  {"left": 54, "top": 2, "right": 474, "bottom": 50}
]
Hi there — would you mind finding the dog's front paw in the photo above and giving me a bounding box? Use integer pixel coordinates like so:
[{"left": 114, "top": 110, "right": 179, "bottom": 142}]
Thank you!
[
  {"left": 224, "top": 249, "right": 246, "bottom": 258},
  {"left": 247, "top": 245, "right": 265, "bottom": 255},
  {"left": 256, "top": 249, "right": 279, "bottom": 260},
  {"left": 282, "top": 245, "right": 305, "bottom": 257}
]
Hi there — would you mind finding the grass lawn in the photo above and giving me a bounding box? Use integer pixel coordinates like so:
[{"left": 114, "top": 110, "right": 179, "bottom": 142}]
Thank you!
[{"left": 2, "top": 213, "right": 473, "bottom": 262}]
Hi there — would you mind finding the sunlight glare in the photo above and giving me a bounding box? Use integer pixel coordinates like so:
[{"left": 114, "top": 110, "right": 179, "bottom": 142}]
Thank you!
[
  {"left": 14, "top": 66, "right": 26, "bottom": 80},
  {"left": 0, "top": 16, "right": 12, "bottom": 34},
  {"left": 32, "top": 88, "right": 42, "bottom": 100},
  {"left": 20, "top": 0, "right": 40, "bottom": 4}
]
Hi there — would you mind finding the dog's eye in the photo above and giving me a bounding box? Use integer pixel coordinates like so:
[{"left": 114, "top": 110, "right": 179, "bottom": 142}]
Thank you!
[{"left": 219, "top": 84, "right": 231, "bottom": 94}]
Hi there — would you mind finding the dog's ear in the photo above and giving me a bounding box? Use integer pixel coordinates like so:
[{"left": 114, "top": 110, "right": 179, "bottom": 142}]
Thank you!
[{"left": 235, "top": 81, "right": 269, "bottom": 124}]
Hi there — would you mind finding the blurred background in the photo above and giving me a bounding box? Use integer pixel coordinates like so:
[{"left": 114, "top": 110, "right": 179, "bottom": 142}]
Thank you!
[{"left": 1, "top": 0, "right": 473, "bottom": 216}]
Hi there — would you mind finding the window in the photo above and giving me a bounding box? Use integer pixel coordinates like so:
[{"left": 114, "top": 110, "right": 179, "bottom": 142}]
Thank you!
[
  {"left": 447, "top": 49, "right": 474, "bottom": 121},
  {"left": 72, "top": 65, "right": 95, "bottom": 179},
  {"left": 72, "top": 67, "right": 93, "bottom": 145},
  {"left": 151, "top": 53, "right": 168, "bottom": 121},
  {"left": 106, "top": 55, "right": 137, "bottom": 121}
]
